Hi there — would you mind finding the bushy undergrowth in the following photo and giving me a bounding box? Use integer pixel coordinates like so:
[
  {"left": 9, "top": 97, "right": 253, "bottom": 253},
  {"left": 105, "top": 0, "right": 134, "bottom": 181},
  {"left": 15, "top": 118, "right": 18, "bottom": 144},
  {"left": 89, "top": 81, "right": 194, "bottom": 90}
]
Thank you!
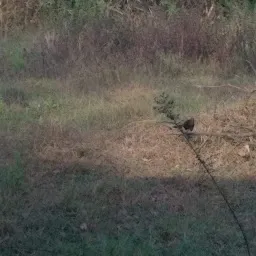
[{"left": 0, "top": 0, "right": 256, "bottom": 84}]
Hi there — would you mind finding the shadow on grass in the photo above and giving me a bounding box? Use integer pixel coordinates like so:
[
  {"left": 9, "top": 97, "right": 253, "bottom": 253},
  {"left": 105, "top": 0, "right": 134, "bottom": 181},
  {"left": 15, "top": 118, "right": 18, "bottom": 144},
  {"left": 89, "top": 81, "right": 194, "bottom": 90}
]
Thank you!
[{"left": 1, "top": 157, "right": 256, "bottom": 256}]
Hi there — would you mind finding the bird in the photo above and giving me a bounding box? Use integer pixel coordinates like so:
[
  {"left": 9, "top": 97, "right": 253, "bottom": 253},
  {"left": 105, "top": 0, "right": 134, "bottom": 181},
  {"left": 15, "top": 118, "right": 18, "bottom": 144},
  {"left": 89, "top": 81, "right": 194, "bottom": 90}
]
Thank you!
[
  {"left": 174, "top": 118, "right": 195, "bottom": 131},
  {"left": 183, "top": 117, "right": 195, "bottom": 131}
]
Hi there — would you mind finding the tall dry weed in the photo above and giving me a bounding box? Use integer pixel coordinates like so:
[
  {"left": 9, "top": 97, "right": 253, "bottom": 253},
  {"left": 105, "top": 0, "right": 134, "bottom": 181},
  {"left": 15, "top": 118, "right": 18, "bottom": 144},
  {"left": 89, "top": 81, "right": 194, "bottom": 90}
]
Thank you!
[{"left": 1, "top": 1, "right": 256, "bottom": 80}]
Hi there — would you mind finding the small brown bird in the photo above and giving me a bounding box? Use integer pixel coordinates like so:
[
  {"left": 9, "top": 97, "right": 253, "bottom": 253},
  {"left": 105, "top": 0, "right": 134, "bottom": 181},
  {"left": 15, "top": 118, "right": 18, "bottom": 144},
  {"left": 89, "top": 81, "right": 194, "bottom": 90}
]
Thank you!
[
  {"left": 183, "top": 118, "right": 195, "bottom": 131},
  {"left": 174, "top": 118, "right": 195, "bottom": 131}
]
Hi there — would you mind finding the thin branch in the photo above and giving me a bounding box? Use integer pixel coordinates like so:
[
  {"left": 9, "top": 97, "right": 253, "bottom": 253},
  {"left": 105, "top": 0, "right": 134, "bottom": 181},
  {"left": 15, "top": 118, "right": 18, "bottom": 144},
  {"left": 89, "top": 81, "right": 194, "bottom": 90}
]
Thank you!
[
  {"left": 153, "top": 92, "right": 251, "bottom": 256},
  {"left": 160, "top": 123, "right": 256, "bottom": 138},
  {"left": 170, "top": 121, "right": 251, "bottom": 256},
  {"left": 192, "top": 83, "right": 250, "bottom": 92},
  {"left": 167, "top": 131, "right": 256, "bottom": 138}
]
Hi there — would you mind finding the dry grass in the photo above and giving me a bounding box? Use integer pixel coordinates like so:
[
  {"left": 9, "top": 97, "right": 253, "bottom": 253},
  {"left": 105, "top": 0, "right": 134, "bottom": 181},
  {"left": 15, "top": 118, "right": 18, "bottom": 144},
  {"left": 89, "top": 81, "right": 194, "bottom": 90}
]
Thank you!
[
  {"left": 1, "top": 3, "right": 256, "bottom": 80},
  {"left": 1, "top": 77, "right": 256, "bottom": 255},
  {"left": 1, "top": 2, "right": 256, "bottom": 254},
  {"left": 29, "top": 96, "right": 256, "bottom": 178},
  {"left": 2, "top": 77, "right": 255, "bottom": 176},
  {"left": 1, "top": 5, "right": 256, "bottom": 252}
]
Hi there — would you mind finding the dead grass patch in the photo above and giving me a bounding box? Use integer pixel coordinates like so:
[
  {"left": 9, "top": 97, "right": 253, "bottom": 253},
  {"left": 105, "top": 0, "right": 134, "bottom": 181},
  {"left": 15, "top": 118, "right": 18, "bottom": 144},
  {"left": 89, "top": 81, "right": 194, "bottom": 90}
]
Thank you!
[{"left": 26, "top": 97, "right": 256, "bottom": 182}]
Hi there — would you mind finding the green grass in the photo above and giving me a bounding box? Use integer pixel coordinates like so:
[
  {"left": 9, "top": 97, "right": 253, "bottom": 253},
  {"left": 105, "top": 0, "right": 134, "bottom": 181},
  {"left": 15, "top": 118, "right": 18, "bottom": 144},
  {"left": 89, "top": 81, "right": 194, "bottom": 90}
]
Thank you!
[
  {"left": 1, "top": 167, "right": 255, "bottom": 256},
  {"left": 0, "top": 152, "right": 25, "bottom": 195},
  {"left": 0, "top": 72, "right": 219, "bottom": 133}
]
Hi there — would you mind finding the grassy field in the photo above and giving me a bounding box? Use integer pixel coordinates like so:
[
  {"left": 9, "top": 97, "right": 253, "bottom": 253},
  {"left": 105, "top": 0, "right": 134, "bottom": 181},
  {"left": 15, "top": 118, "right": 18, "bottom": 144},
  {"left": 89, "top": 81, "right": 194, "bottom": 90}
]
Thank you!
[
  {"left": 1, "top": 70, "right": 256, "bottom": 256},
  {"left": 1, "top": 1, "right": 256, "bottom": 255}
]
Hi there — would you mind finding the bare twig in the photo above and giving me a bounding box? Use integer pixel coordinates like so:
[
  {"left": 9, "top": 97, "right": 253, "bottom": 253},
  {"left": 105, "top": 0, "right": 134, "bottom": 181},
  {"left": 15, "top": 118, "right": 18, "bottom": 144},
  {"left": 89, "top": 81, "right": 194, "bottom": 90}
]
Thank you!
[
  {"left": 159, "top": 122, "right": 256, "bottom": 138},
  {"left": 153, "top": 92, "right": 251, "bottom": 255},
  {"left": 170, "top": 121, "right": 251, "bottom": 256},
  {"left": 193, "top": 83, "right": 250, "bottom": 92},
  {"left": 167, "top": 131, "right": 256, "bottom": 138}
]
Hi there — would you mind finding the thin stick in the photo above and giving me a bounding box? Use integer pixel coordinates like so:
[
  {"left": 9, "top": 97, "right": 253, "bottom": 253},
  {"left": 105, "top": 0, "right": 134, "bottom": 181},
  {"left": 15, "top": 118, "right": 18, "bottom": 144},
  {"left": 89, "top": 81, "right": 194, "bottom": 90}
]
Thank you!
[
  {"left": 171, "top": 121, "right": 251, "bottom": 256},
  {"left": 160, "top": 123, "right": 256, "bottom": 138},
  {"left": 167, "top": 131, "right": 256, "bottom": 138}
]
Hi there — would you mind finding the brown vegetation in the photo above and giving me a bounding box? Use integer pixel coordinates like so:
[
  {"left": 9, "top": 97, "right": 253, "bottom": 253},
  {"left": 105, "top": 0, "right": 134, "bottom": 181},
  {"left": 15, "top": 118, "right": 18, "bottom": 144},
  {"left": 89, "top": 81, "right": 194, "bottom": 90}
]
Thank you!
[
  {"left": 1, "top": 1, "right": 256, "bottom": 81},
  {"left": 1, "top": 1, "right": 256, "bottom": 255}
]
